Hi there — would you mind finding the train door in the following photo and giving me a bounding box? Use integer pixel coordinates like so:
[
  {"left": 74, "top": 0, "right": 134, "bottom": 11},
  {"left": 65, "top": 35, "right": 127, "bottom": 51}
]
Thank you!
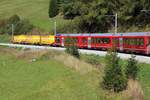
[
  {"left": 91, "top": 37, "right": 96, "bottom": 49},
  {"left": 61, "top": 37, "right": 64, "bottom": 47},
  {"left": 81, "top": 37, "right": 88, "bottom": 48},
  {"left": 88, "top": 37, "right": 91, "bottom": 49},
  {"left": 119, "top": 34, "right": 123, "bottom": 51},
  {"left": 147, "top": 37, "right": 150, "bottom": 54}
]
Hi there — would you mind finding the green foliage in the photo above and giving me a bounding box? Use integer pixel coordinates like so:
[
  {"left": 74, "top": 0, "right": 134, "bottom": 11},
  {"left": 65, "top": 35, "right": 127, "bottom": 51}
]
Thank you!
[
  {"left": 65, "top": 38, "right": 80, "bottom": 58},
  {"left": 0, "top": 19, "right": 7, "bottom": 35},
  {"left": 14, "top": 19, "right": 34, "bottom": 35},
  {"left": 0, "top": 49, "right": 98, "bottom": 100},
  {"left": 126, "top": 55, "right": 139, "bottom": 80},
  {"left": 57, "top": 0, "right": 150, "bottom": 33},
  {"left": 66, "top": 45, "right": 80, "bottom": 59},
  {"left": 49, "top": 0, "right": 58, "bottom": 18},
  {"left": 0, "top": 15, "right": 34, "bottom": 35},
  {"left": 102, "top": 50, "right": 127, "bottom": 92},
  {"left": 8, "top": 14, "right": 20, "bottom": 25},
  {"left": 57, "top": 20, "right": 78, "bottom": 33},
  {"left": 0, "top": 34, "right": 11, "bottom": 43},
  {"left": 85, "top": 55, "right": 100, "bottom": 67}
]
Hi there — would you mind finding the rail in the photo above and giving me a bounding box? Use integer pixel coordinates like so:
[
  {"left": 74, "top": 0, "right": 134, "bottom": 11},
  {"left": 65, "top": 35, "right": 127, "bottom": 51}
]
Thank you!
[{"left": 0, "top": 43, "right": 150, "bottom": 64}]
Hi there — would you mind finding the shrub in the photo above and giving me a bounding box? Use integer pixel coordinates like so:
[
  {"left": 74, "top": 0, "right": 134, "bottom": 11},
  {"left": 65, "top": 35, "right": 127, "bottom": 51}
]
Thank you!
[
  {"left": 57, "top": 20, "right": 78, "bottom": 33},
  {"left": 65, "top": 37, "right": 80, "bottom": 58},
  {"left": 14, "top": 19, "right": 34, "bottom": 35},
  {"left": 85, "top": 55, "right": 100, "bottom": 67},
  {"left": 0, "top": 19, "right": 7, "bottom": 34},
  {"left": 0, "top": 14, "right": 34, "bottom": 35},
  {"left": 102, "top": 50, "right": 127, "bottom": 92},
  {"left": 7, "top": 14, "right": 20, "bottom": 25},
  {"left": 49, "top": 0, "right": 58, "bottom": 18},
  {"left": 126, "top": 55, "right": 139, "bottom": 80},
  {"left": 66, "top": 45, "right": 80, "bottom": 59},
  {"left": 127, "top": 79, "right": 144, "bottom": 100}
]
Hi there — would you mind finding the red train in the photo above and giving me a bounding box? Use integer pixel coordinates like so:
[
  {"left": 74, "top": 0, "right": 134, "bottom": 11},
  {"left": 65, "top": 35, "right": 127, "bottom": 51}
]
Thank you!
[{"left": 55, "top": 32, "right": 150, "bottom": 55}]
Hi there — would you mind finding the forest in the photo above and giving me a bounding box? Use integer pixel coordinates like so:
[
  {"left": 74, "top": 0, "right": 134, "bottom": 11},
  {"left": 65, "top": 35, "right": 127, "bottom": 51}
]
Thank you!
[{"left": 49, "top": 0, "right": 150, "bottom": 33}]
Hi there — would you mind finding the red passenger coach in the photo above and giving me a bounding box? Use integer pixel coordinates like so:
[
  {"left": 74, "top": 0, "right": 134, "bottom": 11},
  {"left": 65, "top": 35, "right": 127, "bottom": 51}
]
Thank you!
[
  {"left": 54, "top": 32, "right": 150, "bottom": 55},
  {"left": 122, "top": 32, "right": 150, "bottom": 55}
]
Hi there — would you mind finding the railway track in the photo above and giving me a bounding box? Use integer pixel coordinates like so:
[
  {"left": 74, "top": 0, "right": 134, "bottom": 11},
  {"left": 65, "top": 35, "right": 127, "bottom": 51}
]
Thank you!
[{"left": 0, "top": 43, "right": 150, "bottom": 64}]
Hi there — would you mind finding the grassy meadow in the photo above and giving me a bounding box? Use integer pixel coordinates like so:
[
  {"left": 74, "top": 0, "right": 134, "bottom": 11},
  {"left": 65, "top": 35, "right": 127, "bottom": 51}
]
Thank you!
[
  {"left": 0, "top": 0, "right": 69, "bottom": 31},
  {"left": 0, "top": 47, "right": 149, "bottom": 100},
  {"left": 0, "top": 47, "right": 98, "bottom": 100},
  {"left": 0, "top": 34, "right": 11, "bottom": 43}
]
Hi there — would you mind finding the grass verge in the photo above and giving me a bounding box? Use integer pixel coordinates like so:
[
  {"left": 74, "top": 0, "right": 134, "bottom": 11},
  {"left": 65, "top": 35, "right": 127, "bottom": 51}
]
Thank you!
[{"left": 0, "top": 47, "right": 149, "bottom": 100}]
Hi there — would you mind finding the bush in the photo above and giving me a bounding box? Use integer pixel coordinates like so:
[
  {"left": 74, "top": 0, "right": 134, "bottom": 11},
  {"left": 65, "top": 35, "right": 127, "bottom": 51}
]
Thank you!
[
  {"left": 0, "top": 14, "right": 34, "bottom": 35},
  {"left": 85, "top": 55, "right": 100, "bottom": 67},
  {"left": 57, "top": 20, "right": 78, "bottom": 33},
  {"left": 8, "top": 14, "right": 20, "bottom": 25},
  {"left": 49, "top": 0, "right": 58, "bottom": 18},
  {"left": 14, "top": 20, "right": 34, "bottom": 35},
  {"left": 102, "top": 50, "right": 127, "bottom": 92},
  {"left": 66, "top": 45, "right": 80, "bottom": 59},
  {"left": 126, "top": 55, "right": 139, "bottom": 80},
  {"left": 0, "top": 19, "right": 7, "bottom": 34},
  {"left": 65, "top": 37, "right": 80, "bottom": 58}
]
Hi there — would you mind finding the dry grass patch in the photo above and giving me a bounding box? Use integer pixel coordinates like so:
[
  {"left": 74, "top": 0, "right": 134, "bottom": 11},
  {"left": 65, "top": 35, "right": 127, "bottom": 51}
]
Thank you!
[
  {"left": 0, "top": 47, "right": 18, "bottom": 56},
  {"left": 14, "top": 48, "right": 95, "bottom": 74},
  {"left": 53, "top": 53, "right": 94, "bottom": 74},
  {"left": 126, "top": 79, "right": 144, "bottom": 100},
  {"left": 16, "top": 49, "right": 49, "bottom": 60}
]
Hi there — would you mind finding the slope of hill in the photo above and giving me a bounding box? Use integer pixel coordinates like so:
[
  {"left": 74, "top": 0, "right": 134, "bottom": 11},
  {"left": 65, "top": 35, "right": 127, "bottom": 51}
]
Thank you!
[
  {"left": 0, "top": 47, "right": 149, "bottom": 100},
  {"left": 0, "top": 0, "right": 68, "bottom": 31},
  {"left": 0, "top": 48, "right": 98, "bottom": 100}
]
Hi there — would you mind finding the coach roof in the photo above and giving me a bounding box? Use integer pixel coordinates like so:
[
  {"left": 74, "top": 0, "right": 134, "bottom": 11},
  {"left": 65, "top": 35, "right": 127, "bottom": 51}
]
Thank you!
[{"left": 56, "top": 32, "right": 150, "bottom": 36}]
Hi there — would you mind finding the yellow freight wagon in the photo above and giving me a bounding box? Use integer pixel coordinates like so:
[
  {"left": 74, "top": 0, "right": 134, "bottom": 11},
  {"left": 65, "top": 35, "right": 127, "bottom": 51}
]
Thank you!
[
  {"left": 12, "top": 35, "right": 55, "bottom": 45},
  {"left": 13, "top": 35, "right": 27, "bottom": 43},
  {"left": 41, "top": 35, "right": 55, "bottom": 45},
  {"left": 26, "top": 35, "right": 40, "bottom": 44}
]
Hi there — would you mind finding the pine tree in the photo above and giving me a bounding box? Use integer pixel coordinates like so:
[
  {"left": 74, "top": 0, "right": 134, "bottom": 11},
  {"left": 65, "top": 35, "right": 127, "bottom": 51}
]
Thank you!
[
  {"left": 49, "top": 0, "right": 58, "bottom": 18},
  {"left": 102, "top": 49, "right": 127, "bottom": 92},
  {"left": 126, "top": 55, "right": 139, "bottom": 80},
  {"left": 65, "top": 37, "right": 80, "bottom": 59}
]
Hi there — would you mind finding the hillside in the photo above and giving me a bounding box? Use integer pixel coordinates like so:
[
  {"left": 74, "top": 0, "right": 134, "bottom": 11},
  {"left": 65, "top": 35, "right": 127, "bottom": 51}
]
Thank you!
[
  {"left": 0, "top": 47, "right": 98, "bottom": 100},
  {"left": 0, "top": 47, "right": 149, "bottom": 100},
  {"left": 0, "top": 0, "right": 68, "bottom": 31}
]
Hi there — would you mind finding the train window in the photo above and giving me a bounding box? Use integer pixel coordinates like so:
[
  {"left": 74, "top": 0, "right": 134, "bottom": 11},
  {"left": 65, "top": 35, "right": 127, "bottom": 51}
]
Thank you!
[
  {"left": 65, "top": 37, "right": 71, "bottom": 44},
  {"left": 125, "top": 38, "right": 130, "bottom": 45},
  {"left": 72, "top": 38, "right": 78, "bottom": 44},
  {"left": 97, "top": 38, "right": 101, "bottom": 44},
  {"left": 56, "top": 37, "right": 60, "bottom": 43},
  {"left": 123, "top": 38, "right": 127, "bottom": 45},
  {"left": 113, "top": 38, "right": 119, "bottom": 45},
  {"left": 139, "top": 38, "right": 144, "bottom": 46},
  {"left": 124, "top": 38, "right": 144, "bottom": 46},
  {"left": 148, "top": 38, "right": 150, "bottom": 45},
  {"left": 82, "top": 38, "right": 87, "bottom": 44},
  {"left": 126, "top": 39, "right": 129, "bottom": 45},
  {"left": 130, "top": 39, "right": 135, "bottom": 46},
  {"left": 91, "top": 38, "right": 96, "bottom": 44},
  {"left": 136, "top": 38, "right": 140, "bottom": 46},
  {"left": 103, "top": 38, "right": 110, "bottom": 44}
]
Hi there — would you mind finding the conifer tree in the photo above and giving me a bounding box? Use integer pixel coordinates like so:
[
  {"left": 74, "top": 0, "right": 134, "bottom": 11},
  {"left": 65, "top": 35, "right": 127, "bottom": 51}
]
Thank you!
[
  {"left": 126, "top": 55, "right": 139, "bottom": 80},
  {"left": 65, "top": 37, "right": 80, "bottom": 59},
  {"left": 102, "top": 49, "right": 127, "bottom": 92},
  {"left": 49, "top": 0, "right": 58, "bottom": 18}
]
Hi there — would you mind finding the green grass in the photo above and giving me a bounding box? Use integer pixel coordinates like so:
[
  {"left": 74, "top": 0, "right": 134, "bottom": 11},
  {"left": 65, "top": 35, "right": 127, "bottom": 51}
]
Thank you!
[
  {"left": 0, "top": 0, "right": 69, "bottom": 31},
  {"left": 0, "top": 34, "right": 11, "bottom": 43},
  {"left": 0, "top": 48, "right": 150, "bottom": 100},
  {"left": 138, "top": 63, "right": 150, "bottom": 100},
  {"left": 81, "top": 54, "right": 150, "bottom": 100},
  {"left": 0, "top": 49, "right": 99, "bottom": 100}
]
